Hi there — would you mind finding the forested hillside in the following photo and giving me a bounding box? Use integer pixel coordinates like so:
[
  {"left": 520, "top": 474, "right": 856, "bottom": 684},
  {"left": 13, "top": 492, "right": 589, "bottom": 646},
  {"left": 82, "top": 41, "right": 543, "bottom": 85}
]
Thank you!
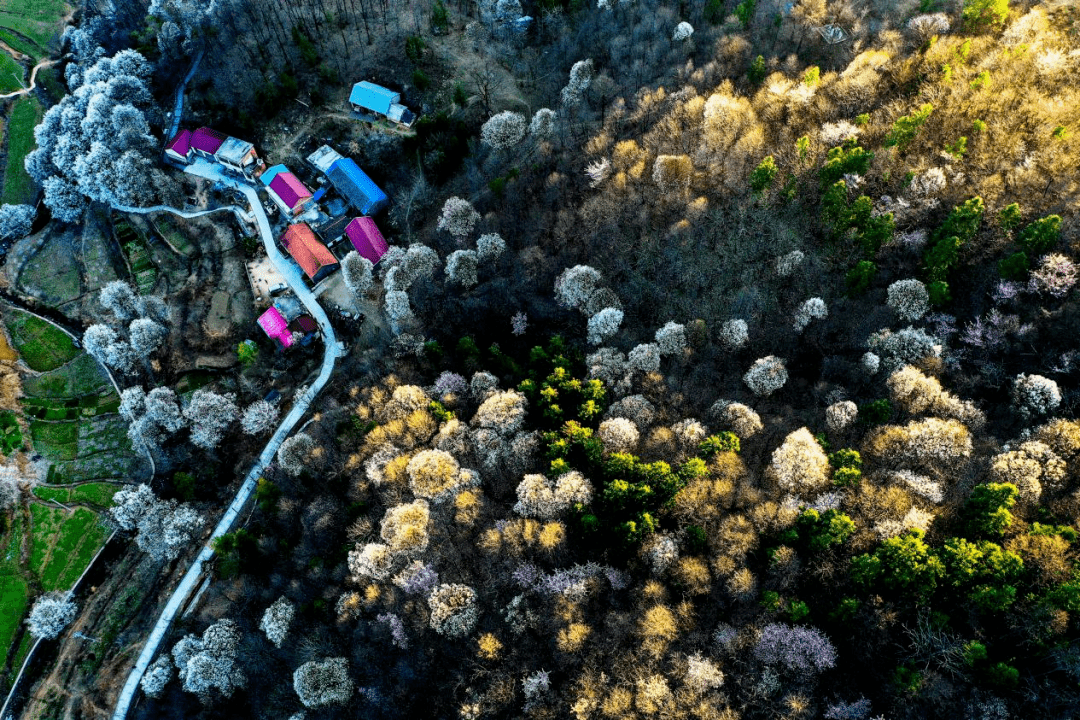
[{"left": 5, "top": 0, "right": 1080, "bottom": 719}]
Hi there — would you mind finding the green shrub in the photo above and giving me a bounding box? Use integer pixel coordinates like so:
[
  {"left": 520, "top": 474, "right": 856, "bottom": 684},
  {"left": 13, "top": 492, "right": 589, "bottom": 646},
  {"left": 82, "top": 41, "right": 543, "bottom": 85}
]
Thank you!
[
  {"left": 998, "top": 202, "right": 1022, "bottom": 232},
  {"left": 963, "top": 640, "right": 988, "bottom": 666},
  {"left": 453, "top": 83, "right": 468, "bottom": 107},
  {"left": 802, "top": 66, "right": 820, "bottom": 86},
  {"left": 962, "top": 0, "right": 1009, "bottom": 30},
  {"left": 797, "top": 509, "right": 856, "bottom": 552},
  {"left": 927, "top": 280, "right": 951, "bottom": 306},
  {"left": 820, "top": 139, "right": 873, "bottom": 187},
  {"left": 925, "top": 235, "right": 962, "bottom": 282},
  {"left": 851, "top": 529, "right": 944, "bottom": 599},
  {"left": 854, "top": 113, "right": 870, "bottom": 126},
  {"left": 748, "top": 55, "right": 766, "bottom": 84},
  {"left": 699, "top": 433, "right": 740, "bottom": 457},
  {"left": 985, "top": 662, "right": 1019, "bottom": 688},
  {"left": 969, "top": 70, "right": 991, "bottom": 90},
  {"left": 972, "top": 118, "right": 987, "bottom": 133},
  {"left": 830, "top": 597, "right": 860, "bottom": 622},
  {"left": 735, "top": 0, "right": 756, "bottom": 28},
  {"left": 429, "top": 401, "right": 454, "bottom": 422},
  {"left": 788, "top": 599, "right": 811, "bottom": 622},
  {"left": 860, "top": 399, "right": 892, "bottom": 423},
  {"left": 174, "top": 472, "right": 196, "bottom": 501},
  {"left": 964, "top": 483, "right": 1018, "bottom": 537},
  {"left": 830, "top": 448, "right": 862, "bottom": 469},
  {"left": 1017, "top": 215, "right": 1062, "bottom": 254},
  {"left": 885, "top": 103, "right": 934, "bottom": 152},
  {"left": 998, "top": 251, "right": 1028, "bottom": 279},
  {"left": 412, "top": 68, "right": 431, "bottom": 91},
  {"left": 431, "top": 0, "right": 449, "bottom": 33},
  {"left": 256, "top": 478, "right": 280, "bottom": 512},
  {"left": 944, "top": 136, "right": 968, "bottom": 159},
  {"left": 846, "top": 260, "right": 876, "bottom": 295},
  {"left": 750, "top": 155, "right": 778, "bottom": 193},
  {"left": 405, "top": 35, "right": 427, "bottom": 63},
  {"left": 833, "top": 466, "right": 862, "bottom": 487},
  {"left": 935, "top": 197, "right": 985, "bottom": 245}
]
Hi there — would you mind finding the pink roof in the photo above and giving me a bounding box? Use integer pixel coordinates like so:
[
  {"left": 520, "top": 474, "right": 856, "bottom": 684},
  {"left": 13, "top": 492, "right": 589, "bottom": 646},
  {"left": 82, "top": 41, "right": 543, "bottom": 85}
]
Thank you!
[
  {"left": 257, "top": 306, "right": 294, "bottom": 348},
  {"left": 165, "top": 129, "right": 191, "bottom": 157},
  {"left": 269, "top": 172, "right": 313, "bottom": 211},
  {"left": 191, "top": 127, "right": 226, "bottom": 154},
  {"left": 345, "top": 217, "right": 388, "bottom": 264}
]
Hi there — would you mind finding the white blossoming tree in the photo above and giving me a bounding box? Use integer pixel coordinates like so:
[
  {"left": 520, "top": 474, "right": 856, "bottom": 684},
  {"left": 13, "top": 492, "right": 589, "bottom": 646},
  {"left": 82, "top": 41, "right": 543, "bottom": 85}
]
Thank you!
[
  {"left": 341, "top": 251, "right": 374, "bottom": 296},
  {"left": 587, "top": 307, "right": 623, "bottom": 345},
  {"left": 744, "top": 356, "right": 787, "bottom": 396},
  {"left": 481, "top": 110, "right": 527, "bottom": 150},
  {"left": 437, "top": 197, "right": 480, "bottom": 241},
  {"left": 27, "top": 593, "right": 77, "bottom": 639},
  {"left": 445, "top": 249, "right": 479, "bottom": 288},
  {"left": 183, "top": 389, "right": 238, "bottom": 450},
  {"left": 428, "top": 583, "right": 480, "bottom": 637},
  {"left": 261, "top": 596, "right": 295, "bottom": 648},
  {"left": 294, "top": 657, "right": 353, "bottom": 708},
  {"left": 887, "top": 279, "right": 930, "bottom": 322},
  {"left": 241, "top": 400, "right": 279, "bottom": 435}
]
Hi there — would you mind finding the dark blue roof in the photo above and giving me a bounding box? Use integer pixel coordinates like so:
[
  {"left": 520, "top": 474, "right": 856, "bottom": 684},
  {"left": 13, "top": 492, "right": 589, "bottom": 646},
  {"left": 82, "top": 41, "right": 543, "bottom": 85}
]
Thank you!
[{"left": 326, "top": 158, "right": 388, "bottom": 216}]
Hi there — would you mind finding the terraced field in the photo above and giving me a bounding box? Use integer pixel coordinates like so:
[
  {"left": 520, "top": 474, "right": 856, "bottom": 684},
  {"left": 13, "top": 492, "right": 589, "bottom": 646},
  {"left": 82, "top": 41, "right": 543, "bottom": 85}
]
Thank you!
[{"left": 2, "top": 309, "right": 77, "bottom": 372}]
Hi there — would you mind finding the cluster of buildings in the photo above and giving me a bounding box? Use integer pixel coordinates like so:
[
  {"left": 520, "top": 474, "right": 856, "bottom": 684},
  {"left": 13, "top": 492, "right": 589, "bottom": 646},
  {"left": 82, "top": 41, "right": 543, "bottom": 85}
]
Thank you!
[{"left": 163, "top": 79, "right": 415, "bottom": 353}]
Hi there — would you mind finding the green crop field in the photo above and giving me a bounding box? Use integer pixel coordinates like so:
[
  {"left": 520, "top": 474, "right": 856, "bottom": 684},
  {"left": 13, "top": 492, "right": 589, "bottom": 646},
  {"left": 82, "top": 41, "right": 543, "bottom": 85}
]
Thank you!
[
  {"left": 29, "top": 419, "right": 77, "bottom": 460},
  {"left": 21, "top": 353, "right": 112, "bottom": 398},
  {"left": 2, "top": 95, "right": 42, "bottom": 205},
  {"left": 33, "top": 482, "right": 120, "bottom": 508},
  {"left": 3, "top": 309, "right": 78, "bottom": 372},
  {"left": 0, "top": 0, "right": 70, "bottom": 53}
]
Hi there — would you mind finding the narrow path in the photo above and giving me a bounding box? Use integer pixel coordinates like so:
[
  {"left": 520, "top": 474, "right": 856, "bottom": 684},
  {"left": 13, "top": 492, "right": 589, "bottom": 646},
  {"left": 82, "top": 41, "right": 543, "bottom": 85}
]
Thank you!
[
  {"left": 0, "top": 57, "right": 58, "bottom": 101},
  {"left": 165, "top": 50, "right": 204, "bottom": 140},
  {"left": 108, "top": 160, "right": 344, "bottom": 720}
]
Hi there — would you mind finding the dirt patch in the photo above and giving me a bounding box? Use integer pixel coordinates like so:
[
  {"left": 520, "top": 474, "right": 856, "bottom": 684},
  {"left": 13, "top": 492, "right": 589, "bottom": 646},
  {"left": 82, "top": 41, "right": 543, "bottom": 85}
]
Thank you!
[{"left": 204, "top": 290, "right": 231, "bottom": 338}]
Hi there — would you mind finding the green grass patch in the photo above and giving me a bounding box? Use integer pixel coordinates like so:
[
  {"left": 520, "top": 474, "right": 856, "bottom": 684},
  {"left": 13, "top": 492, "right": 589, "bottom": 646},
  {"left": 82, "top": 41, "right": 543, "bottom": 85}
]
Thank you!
[
  {"left": 0, "top": 410, "right": 23, "bottom": 456},
  {"left": 28, "top": 502, "right": 62, "bottom": 576},
  {"left": 114, "top": 220, "right": 157, "bottom": 293},
  {"left": 0, "top": 0, "right": 70, "bottom": 51},
  {"left": 21, "top": 353, "right": 111, "bottom": 398},
  {"left": 2, "top": 95, "right": 42, "bottom": 205},
  {"left": 29, "top": 419, "right": 77, "bottom": 460},
  {"left": 0, "top": 574, "right": 28, "bottom": 667},
  {"left": 0, "top": 50, "right": 24, "bottom": 93},
  {"left": 3, "top": 309, "right": 78, "bottom": 372}
]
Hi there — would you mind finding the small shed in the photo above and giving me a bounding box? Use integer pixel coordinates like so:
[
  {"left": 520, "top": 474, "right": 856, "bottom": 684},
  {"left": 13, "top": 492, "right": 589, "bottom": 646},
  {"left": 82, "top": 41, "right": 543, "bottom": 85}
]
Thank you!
[
  {"left": 269, "top": 172, "right": 314, "bottom": 217},
  {"left": 257, "top": 306, "right": 294, "bottom": 349},
  {"left": 282, "top": 223, "right": 339, "bottom": 283},
  {"left": 164, "top": 129, "right": 192, "bottom": 163},
  {"left": 326, "top": 159, "right": 388, "bottom": 215},
  {"left": 190, "top": 127, "right": 227, "bottom": 157},
  {"left": 345, "top": 217, "right": 389, "bottom": 264}
]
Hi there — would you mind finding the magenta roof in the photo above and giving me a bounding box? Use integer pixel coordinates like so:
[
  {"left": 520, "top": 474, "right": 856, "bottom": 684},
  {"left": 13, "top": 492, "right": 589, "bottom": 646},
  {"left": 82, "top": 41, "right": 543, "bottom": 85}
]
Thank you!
[
  {"left": 257, "top": 306, "right": 294, "bottom": 348},
  {"left": 345, "top": 217, "right": 389, "bottom": 264},
  {"left": 269, "top": 172, "right": 312, "bottom": 211},
  {"left": 191, "top": 127, "right": 226, "bottom": 154},
  {"left": 165, "top": 129, "right": 191, "bottom": 157}
]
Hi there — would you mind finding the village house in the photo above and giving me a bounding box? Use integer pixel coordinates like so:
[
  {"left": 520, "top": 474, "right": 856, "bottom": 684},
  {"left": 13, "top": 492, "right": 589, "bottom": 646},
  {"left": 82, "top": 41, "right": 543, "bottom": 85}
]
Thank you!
[
  {"left": 257, "top": 306, "right": 295, "bottom": 349},
  {"left": 326, "top": 158, "right": 388, "bottom": 216},
  {"left": 348, "top": 81, "right": 417, "bottom": 128},
  {"left": 345, "top": 217, "right": 389, "bottom": 264},
  {"left": 267, "top": 171, "right": 314, "bottom": 218},
  {"left": 281, "top": 223, "right": 339, "bottom": 283},
  {"left": 165, "top": 127, "right": 264, "bottom": 179},
  {"left": 306, "top": 145, "right": 389, "bottom": 216}
]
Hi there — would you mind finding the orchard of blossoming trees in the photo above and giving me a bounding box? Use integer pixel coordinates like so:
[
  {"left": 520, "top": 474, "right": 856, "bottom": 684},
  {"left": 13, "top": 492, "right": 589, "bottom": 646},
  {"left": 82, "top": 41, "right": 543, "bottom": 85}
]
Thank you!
[{"left": 15, "top": 0, "right": 1080, "bottom": 719}]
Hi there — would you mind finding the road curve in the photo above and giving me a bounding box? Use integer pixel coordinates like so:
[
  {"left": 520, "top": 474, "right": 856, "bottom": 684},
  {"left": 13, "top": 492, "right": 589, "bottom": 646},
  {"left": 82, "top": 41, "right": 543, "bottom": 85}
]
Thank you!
[
  {"left": 108, "top": 160, "right": 344, "bottom": 720},
  {"left": 0, "top": 57, "right": 58, "bottom": 101}
]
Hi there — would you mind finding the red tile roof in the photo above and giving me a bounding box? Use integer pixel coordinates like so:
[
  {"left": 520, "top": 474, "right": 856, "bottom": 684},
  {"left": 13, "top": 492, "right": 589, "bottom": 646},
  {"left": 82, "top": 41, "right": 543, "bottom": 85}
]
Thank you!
[
  {"left": 269, "top": 172, "right": 313, "bottom": 212},
  {"left": 345, "top": 217, "right": 389, "bottom": 264},
  {"left": 257, "top": 306, "right": 294, "bottom": 348},
  {"left": 165, "top": 129, "right": 191, "bottom": 158},
  {"left": 191, "top": 127, "right": 226, "bottom": 154},
  {"left": 282, "top": 223, "right": 339, "bottom": 280}
]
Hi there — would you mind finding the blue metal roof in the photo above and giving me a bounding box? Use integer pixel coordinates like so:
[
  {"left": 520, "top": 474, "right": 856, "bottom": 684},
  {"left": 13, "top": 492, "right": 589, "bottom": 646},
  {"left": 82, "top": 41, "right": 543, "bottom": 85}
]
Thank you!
[
  {"left": 327, "top": 158, "right": 389, "bottom": 216},
  {"left": 261, "top": 164, "right": 288, "bottom": 186},
  {"left": 312, "top": 187, "right": 327, "bottom": 202},
  {"left": 349, "top": 81, "right": 398, "bottom": 115}
]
